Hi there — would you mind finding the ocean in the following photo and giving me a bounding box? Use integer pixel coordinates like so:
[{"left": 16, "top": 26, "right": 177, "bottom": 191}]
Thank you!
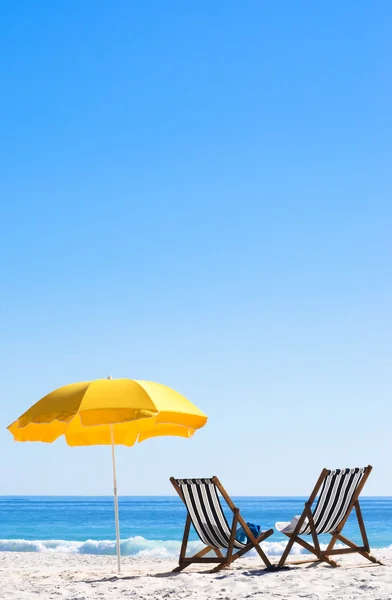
[{"left": 0, "top": 496, "right": 391, "bottom": 557}]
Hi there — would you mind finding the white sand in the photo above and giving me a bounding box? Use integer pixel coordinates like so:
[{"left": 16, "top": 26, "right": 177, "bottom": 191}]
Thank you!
[{"left": 0, "top": 550, "right": 391, "bottom": 599}]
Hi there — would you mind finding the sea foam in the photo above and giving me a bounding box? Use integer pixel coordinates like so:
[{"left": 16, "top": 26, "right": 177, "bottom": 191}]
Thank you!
[{"left": 0, "top": 537, "right": 323, "bottom": 557}]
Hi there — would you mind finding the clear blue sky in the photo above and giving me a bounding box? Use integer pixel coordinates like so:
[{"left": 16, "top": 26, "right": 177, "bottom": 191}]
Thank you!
[{"left": 0, "top": 1, "right": 391, "bottom": 496}]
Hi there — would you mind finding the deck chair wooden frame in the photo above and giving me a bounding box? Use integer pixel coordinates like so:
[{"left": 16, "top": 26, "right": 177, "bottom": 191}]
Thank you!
[
  {"left": 170, "top": 476, "right": 274, "bottom": 572},
  {"left": 277, "top": 465, "right": 382, "bottom": 568}
]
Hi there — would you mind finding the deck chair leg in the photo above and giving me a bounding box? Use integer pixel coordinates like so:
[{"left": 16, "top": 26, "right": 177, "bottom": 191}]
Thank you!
[
  {"left": 277, "top": 533, "right": 297, "bottom": 568},
  {"left": 325, "top": 521, "right": 341, "bottom": 555},
  {"left": 211, "top": 518, "right": 275, "bottom": 573},
  {"left": 226, "top": 509, "right": 239, "bottom": 566},
  {"left": 355, "top": 502, "right": 370, "bottom": 551},
  {"left": 172, "top": 563, "right": 189, "bottom": 572},
  {"left": 322, "top": 532, "right": 340, "bottom": 567},
  {"left": 232, "top": 512, "right": 274, "bottom": 569},
  {"left": 319, "top": 553, "right": 339, "bottom": 568},
  {"left": 243, "top": 525, "right": 273, "bottom": 569},
  {"left": 334, "top": 533, "right": 383, "bottom": 566},
  {"left": 276, "top": 506, "right": 311, "bottom": 569},
  {"left": 322, "top": 558, "right": 339, "bottom": 568},
  {"left": 173, "top": 514, "right": 191, "bottom": 572},
  {"left": 229, "top": 528, "right": 273, "bottom": 566},
  {"left": 303, "top": 504, "right": 340, "bottom": 567},
  {"left": 253, "top": 540, "right": 273, "bottom": 569},
  {"left": 323, "top": 501, "right": 381, "bottom": 566},
  {"left": 306, "top": 504, "right": 321, "bottom": 559},
  {"left": 355, "top": 503, "right": 383, "bottom": 565},
  {"left": 210, "top": 562, "right": 228, "bottom": 573}
]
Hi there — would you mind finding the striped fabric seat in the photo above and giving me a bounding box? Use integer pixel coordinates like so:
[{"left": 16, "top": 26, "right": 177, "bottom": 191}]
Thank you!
[
  {"left": 300, "top": 467, "right": 366, "bottom": 535},
  {"left": 174, "top": 478, "right": 246, "bottom": 549}
]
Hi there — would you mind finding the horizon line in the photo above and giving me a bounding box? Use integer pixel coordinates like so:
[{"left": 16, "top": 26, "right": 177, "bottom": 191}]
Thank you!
[{"left": 0, "top": 494, "right": 391, "bottom": 498}]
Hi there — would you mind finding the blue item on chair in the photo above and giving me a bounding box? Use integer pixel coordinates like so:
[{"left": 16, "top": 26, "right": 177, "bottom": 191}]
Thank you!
[
  {"left": 235, "top": 526, "right": 246, "bottom": 543},
  {"left": 236, "top": 522, "right": 261, "bottom": 544}
]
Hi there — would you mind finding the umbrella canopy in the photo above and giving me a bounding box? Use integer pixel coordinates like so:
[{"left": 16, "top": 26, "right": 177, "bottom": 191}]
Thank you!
[
  {"left": 8, "top": 378, "right": 207, "bottom": 445},
  {"left": 7, "top": 377, "right": 207, "bottom": 573}
]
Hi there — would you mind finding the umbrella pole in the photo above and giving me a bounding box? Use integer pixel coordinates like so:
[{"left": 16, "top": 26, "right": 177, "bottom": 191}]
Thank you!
[{"left": 110, "top": 425, "right": 121, "bottom": 575}]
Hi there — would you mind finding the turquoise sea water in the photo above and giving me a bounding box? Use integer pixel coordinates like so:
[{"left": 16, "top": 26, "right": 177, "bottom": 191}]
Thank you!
[{"left": 0, "top": 496, "right": 391, "bottom": 556}]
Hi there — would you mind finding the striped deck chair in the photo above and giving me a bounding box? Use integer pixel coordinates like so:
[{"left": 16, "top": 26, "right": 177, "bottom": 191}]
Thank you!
[
  {"left": 276, "top": 465, "right": 382, "bottom": 568},
  {"left": 170, "top": 476, "right": 274, "bottom": 572}
]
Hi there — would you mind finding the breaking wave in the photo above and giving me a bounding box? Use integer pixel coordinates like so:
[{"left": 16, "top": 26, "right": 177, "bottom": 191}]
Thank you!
[
  {"left": 0, "top": 537, "right": 359, "bottom": 557},
  {"left": 0, "top": 537, "right": 299, "bottom": 557}
]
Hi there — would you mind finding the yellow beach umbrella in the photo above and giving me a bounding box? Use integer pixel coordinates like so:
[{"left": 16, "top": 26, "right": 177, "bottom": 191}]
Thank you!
[{"left": 7, "top": 377, "right": 207, "bottom": 573}]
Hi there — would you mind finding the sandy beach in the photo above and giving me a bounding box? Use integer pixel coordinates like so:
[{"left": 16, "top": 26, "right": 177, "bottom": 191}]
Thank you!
[{"left": 0, "top": 549, "right": 391, "bottom": 600}]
